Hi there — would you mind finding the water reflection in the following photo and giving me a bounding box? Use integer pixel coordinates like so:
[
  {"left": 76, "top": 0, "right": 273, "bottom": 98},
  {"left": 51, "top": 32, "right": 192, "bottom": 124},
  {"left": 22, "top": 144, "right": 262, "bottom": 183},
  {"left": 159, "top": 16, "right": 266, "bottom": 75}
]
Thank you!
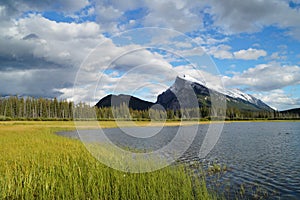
[{"left": 58, "top": 122, "right": 300, "bottom": 199}]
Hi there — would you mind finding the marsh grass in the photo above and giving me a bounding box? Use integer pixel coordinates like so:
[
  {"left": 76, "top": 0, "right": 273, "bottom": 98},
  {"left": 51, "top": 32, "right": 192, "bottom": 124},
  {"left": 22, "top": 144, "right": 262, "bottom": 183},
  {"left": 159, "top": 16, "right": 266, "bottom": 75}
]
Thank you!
[{"left": 0, "top": 121, "right": 218, "bottom": 199}]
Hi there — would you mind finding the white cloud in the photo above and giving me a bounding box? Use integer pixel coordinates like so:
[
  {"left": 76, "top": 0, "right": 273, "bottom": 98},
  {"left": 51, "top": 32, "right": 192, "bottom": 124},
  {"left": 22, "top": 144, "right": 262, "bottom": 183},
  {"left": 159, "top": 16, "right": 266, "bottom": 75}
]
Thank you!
[
  {"left": 90, "top": 0, "right": 300, "bottom": 41},
  {"left": 0, "top": 14, "right": 105, "bottom": 71},
  {"left": 173, "top": 65, "right": 224, "bottom": 91},
  {"left": 1, "top": 0, "right": 300, "bottom": 109},
  {"left": 174, "top": 41, "right": 193, "bottom": 48},
  {"left": 176, "top": 47, "right": 205, "bottom": 57},
  {"left": 94, "top": 0, "right": 140, "bottom": 32},
  {"left": 142, "top": 0, "right": 204, "bottom": 33},
  {"left": 4, "top": 0, "right": 296, "bottom": 41},
  {"left": 0, "top": 14, "right": 179, "bottom": 100},
  {"left": 17, "top": 14, "right": 101, "bottom": 40},
  {"left": 0, "top": 0, "right": 89, "bottom": 20},
  {"left": 93, "top": 0, "right": 207, "bottom": 33},
  {"left": 207, "top": 45, "right": 233, "bottom": 59},
  {"left": 207, "top": 0, "right": 300, "bottom": 37},
  {"left": 223, "top": 63, "right": 300, "bottom": 91},
  {"left": 75, "top": 47, "right": 178, "bottom": 103},
  {"left": 0, "top": 14, "right": 217, "bottom": 101},
  {"left": 207, "top": 46, "right": 267, "bottom": 60},
  {"left": 233, "top": 48, "right": 267, "bottom": 60},
  {"left": 57, "top": 85, "right": 107, "bottom": 105},
  {"left": 269, "top": 52, "right": 287, "bottom": 60},
  {"left": 0, "top": 68, "right": 75, "bottom": 97},
  {"left": 254, "top": 89, "right": 300, "bottom": 111}
]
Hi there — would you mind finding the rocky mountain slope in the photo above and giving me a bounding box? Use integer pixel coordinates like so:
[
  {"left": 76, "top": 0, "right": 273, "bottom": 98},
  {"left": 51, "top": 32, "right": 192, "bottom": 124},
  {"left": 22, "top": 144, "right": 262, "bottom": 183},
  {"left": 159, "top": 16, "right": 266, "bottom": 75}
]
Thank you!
[
  {"left": 156, "top": 75, "right": 273, "bottom": 112},
  {"left": 96, "top": 75, "right": 274, "bottom": 112}
]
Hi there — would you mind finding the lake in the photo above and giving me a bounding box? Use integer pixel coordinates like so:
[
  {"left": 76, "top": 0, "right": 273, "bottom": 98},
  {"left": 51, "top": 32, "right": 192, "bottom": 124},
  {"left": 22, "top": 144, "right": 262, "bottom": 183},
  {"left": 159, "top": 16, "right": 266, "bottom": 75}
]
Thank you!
[{"left": 57, "top": 122, "right": 300, "bottom": 199}]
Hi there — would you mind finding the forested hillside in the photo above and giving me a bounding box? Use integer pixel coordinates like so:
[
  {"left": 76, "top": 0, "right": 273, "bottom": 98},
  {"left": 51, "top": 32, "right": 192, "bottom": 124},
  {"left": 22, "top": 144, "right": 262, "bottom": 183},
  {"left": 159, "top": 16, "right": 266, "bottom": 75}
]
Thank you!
[
  {"left": 280, "top": 108, "right": 300, "bottom": 117},
  {"left": 0, "top": 96, "right": 298, "bottom": 121}
]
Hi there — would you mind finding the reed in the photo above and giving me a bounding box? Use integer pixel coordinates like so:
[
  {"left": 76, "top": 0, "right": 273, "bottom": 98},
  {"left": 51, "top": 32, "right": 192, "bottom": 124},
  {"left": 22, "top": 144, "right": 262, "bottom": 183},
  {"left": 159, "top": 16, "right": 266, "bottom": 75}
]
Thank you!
[{"left": 0, "top": 121, "right": 217, "bottom": 199}]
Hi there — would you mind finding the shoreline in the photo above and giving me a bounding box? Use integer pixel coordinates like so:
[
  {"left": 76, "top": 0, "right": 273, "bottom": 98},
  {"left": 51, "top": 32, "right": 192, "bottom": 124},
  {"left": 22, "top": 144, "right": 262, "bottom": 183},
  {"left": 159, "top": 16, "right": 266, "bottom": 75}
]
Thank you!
[{"left": 0, "top": 119, "right": 299, "bottom": 130}]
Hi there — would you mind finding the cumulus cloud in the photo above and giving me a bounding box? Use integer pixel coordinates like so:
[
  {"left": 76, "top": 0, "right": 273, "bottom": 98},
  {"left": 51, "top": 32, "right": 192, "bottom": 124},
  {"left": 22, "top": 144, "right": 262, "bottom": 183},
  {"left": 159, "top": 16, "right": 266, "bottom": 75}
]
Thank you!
[
  {"left": 0, "top": 0, "right": 88, "bottom": 19},
  {"left": 173, "top": 47, "right": 205, "bottom": 57},
  {"left": 0, "top": 68, "right": 76, "bottom": 97},
  {"left": 207, "top": 46, "right": 267, "bottom": 60},
  {"left": 1, "top": 0, "right": 300, "bottom": 109},
  {"left": 0, "top": 14, "right": 104, "bottom": 70},
  {"left": 0, "top": 12, "right": 211, "bottom": 101},
  {"left": 93, "top": 0, "right": 207, "bottom": 33},
  {"left": 233, "top": 48, "right": 267, "bottom": 60},
  {"left": 0, "top": 14, "right": 163, "bottom": 98},
  {"left": 75, "top": 46, "right": 182, "bottom": 103},
  {"left": 207, "top": 45, "right": 233, "bottom": 59},
  {"left": 91, "top": 0, "right": 300, "bottom": 42},
  {"left": 207, "top": 0, "right": 300, "bottom": 36},
  {"left": 254, "top": 90, "right": 300, "bottom": 111},
  {"left": 1, "top": 0, "right": 292, "bottom": 40},
  {"left": 0, "top": 14, "right": 186, "bottom": 101},
  {"left": 142, "top": 1, "right": 204, "bottom": 33},
  {"left": 173, "top": 65, "right": 224, "bottom": 91},
  {"left": 269, "top": 52, "right": 287, "bottom": 60},
  {"left": 223, "top": 63, "right": 300, "bottom": 91}
]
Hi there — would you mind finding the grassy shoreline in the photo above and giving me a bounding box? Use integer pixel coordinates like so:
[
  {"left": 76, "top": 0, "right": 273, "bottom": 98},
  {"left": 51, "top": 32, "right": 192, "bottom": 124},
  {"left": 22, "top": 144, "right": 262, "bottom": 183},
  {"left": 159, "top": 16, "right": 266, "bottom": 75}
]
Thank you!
[
  {"left": 0, "top": 121, "right": 220, "bottom": 199},
  {"left": 0, "top": 119, "right": 298, "bottom": 130},
  {"left": 1, "top": 121, "right": 289, "bottom": 198}
]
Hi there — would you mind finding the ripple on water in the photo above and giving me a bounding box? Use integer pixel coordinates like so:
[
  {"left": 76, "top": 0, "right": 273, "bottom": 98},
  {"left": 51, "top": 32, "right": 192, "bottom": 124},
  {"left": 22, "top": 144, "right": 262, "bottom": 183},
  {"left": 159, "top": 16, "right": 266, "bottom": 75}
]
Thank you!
[{"left": 58, "top": 122, "right": 300, "bottom": 199}]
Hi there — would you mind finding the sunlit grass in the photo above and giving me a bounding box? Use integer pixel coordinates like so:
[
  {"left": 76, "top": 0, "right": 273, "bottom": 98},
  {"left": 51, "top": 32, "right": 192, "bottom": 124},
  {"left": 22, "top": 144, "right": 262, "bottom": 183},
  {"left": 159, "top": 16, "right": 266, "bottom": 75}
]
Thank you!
[{"left": 0, "top": 121, "right": 218, "bottom": 199}]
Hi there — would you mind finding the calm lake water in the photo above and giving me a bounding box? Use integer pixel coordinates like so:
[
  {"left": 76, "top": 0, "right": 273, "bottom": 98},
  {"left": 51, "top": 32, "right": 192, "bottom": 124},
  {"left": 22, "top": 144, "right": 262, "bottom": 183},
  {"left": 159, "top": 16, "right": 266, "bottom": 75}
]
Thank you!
[{"left": 58, "top": 122, "right": 300, "bottom": 199}]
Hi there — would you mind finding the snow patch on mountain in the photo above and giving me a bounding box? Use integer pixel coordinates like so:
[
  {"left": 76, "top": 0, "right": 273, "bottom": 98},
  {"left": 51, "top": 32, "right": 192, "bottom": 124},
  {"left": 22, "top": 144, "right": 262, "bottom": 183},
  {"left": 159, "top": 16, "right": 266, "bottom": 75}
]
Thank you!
[
  {"left": 224, "top": 88, "right": 257, "bottom": 103},
  {"left": 174, "top": 74, "right": 262, "bottom": 105},
  {"left": 179, "top": 74, "right": 206, "bottom": 86},
  {"left": 170, "top": 74, "right": 206, "bottom": 93}
]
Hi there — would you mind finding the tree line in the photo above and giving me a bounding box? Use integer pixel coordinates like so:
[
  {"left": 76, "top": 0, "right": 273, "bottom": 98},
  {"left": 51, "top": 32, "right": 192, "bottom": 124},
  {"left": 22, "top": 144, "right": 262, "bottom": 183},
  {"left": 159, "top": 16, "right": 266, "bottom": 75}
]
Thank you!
[
  {"left": 0, "top": 96, "right": 299, "bottom": 121},
  {"left": 0, "top": 96, "right": 73, "bottom": 120}
]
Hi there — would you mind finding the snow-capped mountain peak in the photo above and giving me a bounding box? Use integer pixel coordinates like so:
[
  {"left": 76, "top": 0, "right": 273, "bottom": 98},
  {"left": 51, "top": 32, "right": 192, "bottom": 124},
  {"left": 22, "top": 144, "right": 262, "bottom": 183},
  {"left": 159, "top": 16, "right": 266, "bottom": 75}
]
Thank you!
[
  {"left": 176, "top": 75, "right": 257, "bottom": 104},
  {"left": 165, "top": 74, "right": 273, "bottom": 111},
  {"left": 177, "top": 74, "right": 206, "bottom": 86},
  {"left": 223, "top": 88, "right": 257, "bottom": 104},
  {"left": 170, "top": 74, "right": 206, "bottom": 93}
]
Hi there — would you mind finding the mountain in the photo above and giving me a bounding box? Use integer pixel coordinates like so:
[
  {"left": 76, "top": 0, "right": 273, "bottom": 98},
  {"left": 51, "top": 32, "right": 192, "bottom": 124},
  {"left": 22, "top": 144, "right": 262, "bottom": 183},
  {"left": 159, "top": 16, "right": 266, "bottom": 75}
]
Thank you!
[
  {"left": 156, "top": 75, "right": 274, "bottom": 112},
  {"left": 96, "top": 75, "right": 274, "bottom": 113},
  {"left": 280, "top": 108, "right": 300, "bottom": 115},
  {"left": 95, "top": 94, "right": 154, "bottom": 110}
]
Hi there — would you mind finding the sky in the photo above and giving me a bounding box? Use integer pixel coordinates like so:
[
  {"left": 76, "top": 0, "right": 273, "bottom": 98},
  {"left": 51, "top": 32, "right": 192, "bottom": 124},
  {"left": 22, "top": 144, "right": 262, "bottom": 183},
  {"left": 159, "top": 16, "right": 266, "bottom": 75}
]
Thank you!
[{"left": 0, "top": 0, "right": 300, "bottom": 110}]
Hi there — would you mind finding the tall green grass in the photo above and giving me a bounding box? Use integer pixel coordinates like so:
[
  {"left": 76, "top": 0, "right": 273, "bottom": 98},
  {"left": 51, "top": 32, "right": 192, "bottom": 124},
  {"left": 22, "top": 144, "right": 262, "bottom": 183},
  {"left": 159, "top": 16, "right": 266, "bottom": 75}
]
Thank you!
[{"left": 0, "top": 121, "right": 217, "bottom": 199}]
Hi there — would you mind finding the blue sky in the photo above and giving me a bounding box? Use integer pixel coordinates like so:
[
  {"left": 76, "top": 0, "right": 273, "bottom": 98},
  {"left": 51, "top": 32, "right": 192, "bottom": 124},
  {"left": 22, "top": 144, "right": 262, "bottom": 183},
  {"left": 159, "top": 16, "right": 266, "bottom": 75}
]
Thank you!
[{"left": 0, "top": 0, "right": 300, "bottom": 110}]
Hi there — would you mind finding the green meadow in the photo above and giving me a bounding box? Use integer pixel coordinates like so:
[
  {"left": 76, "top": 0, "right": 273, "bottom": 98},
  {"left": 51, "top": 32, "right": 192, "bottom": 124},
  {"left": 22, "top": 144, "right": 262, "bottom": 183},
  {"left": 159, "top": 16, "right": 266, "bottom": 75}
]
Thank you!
[{"left": 0, "top": 121, "right": 217, "bottom": 199}]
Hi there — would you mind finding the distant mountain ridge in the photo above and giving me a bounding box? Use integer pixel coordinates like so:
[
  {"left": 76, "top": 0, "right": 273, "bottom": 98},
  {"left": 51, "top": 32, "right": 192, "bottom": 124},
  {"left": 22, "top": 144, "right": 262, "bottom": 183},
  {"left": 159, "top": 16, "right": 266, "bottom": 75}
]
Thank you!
[
  {"left": 95, "top": 75, "right": 274, "bottom": 112},
  {"left": 95, "top": 94, "right": 154, "bottom": 110},
  {"left": 280, "top": 108, "right": 300, "bottom": 115}
]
